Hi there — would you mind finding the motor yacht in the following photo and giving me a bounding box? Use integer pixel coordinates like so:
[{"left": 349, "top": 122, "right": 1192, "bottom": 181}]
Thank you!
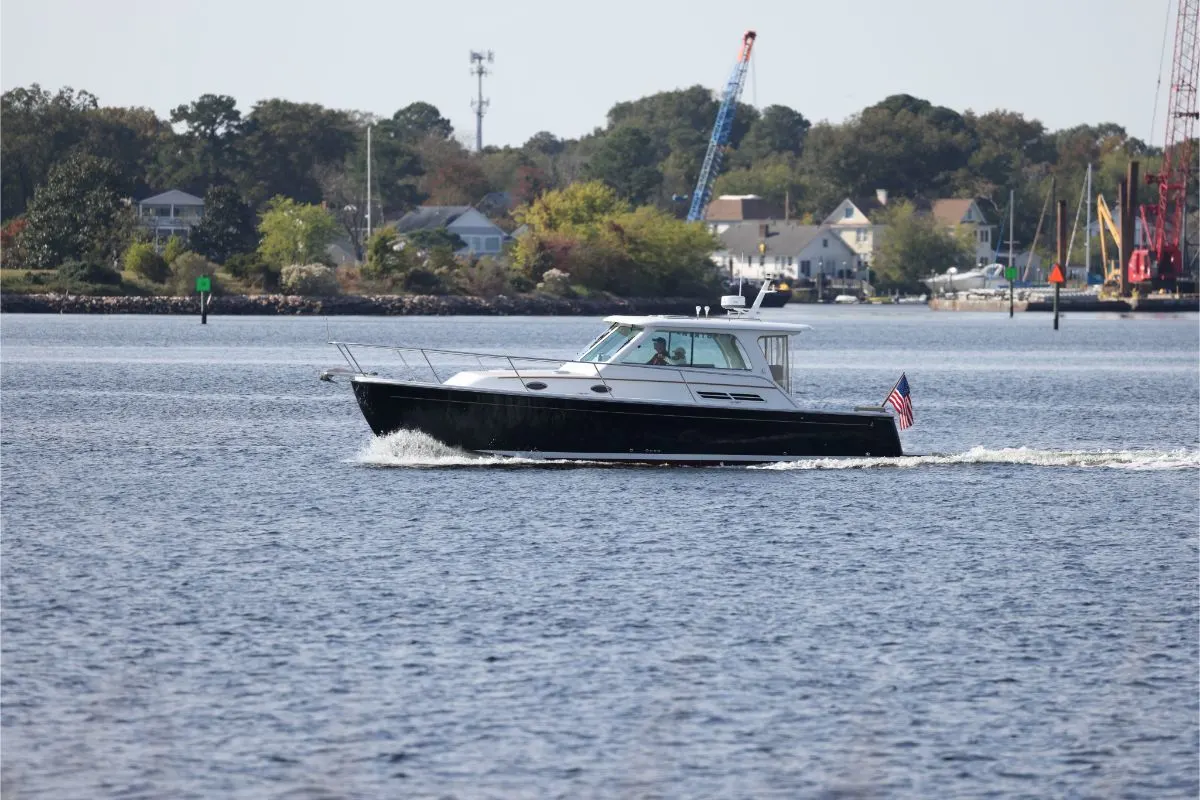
[{"left": 325, "top": 287, "right": 904, "bottom": 464}]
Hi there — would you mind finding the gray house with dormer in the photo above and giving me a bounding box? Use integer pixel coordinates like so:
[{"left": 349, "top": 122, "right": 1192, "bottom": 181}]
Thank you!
[
  {"left": 390, "top": 206, "right": 508, "bottom": 256},
  {"left": 137, "top": 189, "right": 205, "bottom": 246}
]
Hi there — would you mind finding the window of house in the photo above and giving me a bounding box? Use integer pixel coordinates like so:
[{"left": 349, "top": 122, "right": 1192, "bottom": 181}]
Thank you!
[
  {"left": 800, "top": 260, "right": 811, "bottom": 276},
  {"left": 979, "top": 229, "right": 990, "bottom": 243},
  {"left": 485, "top": 236, "right": 501, "bottom": 251},
  {"left": 843, "top": 206, "right": 853, "bottom": 219},
  {"left": 786, "top": 256, "right": 793, "bottom": 266},
  {"left": 822, "top": 238, "right": 828, "bottom": 248}
]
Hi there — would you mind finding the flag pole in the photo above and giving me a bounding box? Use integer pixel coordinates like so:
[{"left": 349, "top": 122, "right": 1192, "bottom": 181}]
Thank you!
[{"left": 881, "top": 373, "right": 902, "bottom": 408}]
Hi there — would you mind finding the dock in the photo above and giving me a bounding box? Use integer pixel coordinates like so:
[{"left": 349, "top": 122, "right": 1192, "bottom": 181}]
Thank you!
[{"left": 929, "top": 293, "right": 1199, "bottom": 313}]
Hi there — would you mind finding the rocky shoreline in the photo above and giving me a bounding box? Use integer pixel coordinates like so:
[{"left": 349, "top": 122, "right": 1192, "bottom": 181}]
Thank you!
[{"left": 0, "top": 293, "right": 717, "bottom": 316}]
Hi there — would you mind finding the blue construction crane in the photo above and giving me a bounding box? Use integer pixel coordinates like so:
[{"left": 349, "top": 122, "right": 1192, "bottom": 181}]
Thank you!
[{"left": 686, "top": 30, "right": 757, "bottom": 222}]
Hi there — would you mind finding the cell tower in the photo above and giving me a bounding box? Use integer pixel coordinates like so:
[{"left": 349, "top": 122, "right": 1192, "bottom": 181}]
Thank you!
[{"left": 470, "top": 50, "right": 493, "bottom": 152}]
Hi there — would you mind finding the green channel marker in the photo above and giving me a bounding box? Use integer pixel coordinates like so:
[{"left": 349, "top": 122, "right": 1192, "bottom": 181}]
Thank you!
[
  {"left": 1004, "top": 266, "right": 1017, "bottom": 281},
  {"left": 196, "top": 275, "right": 211, "bottom": 293}
]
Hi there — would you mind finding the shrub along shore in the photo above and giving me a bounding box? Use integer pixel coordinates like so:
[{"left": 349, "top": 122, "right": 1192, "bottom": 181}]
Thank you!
[{"left": 0, "top": 292, "right": 713, "bottom": 316}]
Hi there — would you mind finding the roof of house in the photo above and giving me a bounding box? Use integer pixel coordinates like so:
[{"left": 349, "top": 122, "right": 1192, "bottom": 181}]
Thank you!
[
  {"left": 848, "top": 196, "right": 888, "bottom": 217},
  {"left": 477, "top": 191, "right": 514, "bottom": 213},
  {"left": 139, "top": 189, "right": 204, "bottom": 206},
  {"left": 716, "top": 222, "right": 849, "bottom": 257},
  {"left": 705, "top": 195, "right": 784, "bottom": 222},
  {"left": 930, "top": 198, "right": 980, "bottom": 226},
  {"left": 391, "top": 205, "right": 474, "bottom": 233}
]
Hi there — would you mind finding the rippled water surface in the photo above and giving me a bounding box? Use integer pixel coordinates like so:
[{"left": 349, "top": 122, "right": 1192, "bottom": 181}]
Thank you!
[{"left": 2, "top": 307, "right": 1198, "bottom": 798}]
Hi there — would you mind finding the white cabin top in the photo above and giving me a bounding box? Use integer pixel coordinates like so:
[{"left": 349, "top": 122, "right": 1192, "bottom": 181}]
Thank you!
[{"left": 602, "top": 315, "right": 813, "bottom": 335}]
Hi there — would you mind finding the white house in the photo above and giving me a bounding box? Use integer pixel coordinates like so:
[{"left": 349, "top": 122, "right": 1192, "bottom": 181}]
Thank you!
[
  {"left": 391, "top": 206, "right": 507, "bottom": 256},
  {"left": 713, "top": 221, "right": 864, "bottom": 282},
  {"left": 823, "top": 191, "right": 890, "bottom": 265},
  {"left": 137, "top": 189, "right": 204, "bottom": 246}
]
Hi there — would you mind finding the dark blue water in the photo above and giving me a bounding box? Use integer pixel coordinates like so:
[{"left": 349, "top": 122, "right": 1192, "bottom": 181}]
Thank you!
[{"left": 2, "top": 308, "right": 1197, "bottom": 798}]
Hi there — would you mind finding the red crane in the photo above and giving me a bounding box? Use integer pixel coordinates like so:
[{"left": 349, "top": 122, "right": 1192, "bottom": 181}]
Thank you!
[{"left": 1137, "top": 0, "right": 1200, "bottom": 285}]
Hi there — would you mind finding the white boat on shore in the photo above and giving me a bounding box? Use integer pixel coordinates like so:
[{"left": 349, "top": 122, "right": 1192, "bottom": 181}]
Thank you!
[{"left": 923, "top": 264, "right": 1006, "bottom": 294}]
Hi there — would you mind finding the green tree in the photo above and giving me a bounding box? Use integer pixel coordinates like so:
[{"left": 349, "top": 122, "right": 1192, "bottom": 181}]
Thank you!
[
  {"left": 584, "top": 126, "right": 662, "bottom": 205},
  {"left": 256, "top": 196, "right": 339, "bottom": 268},
  {"left": 391, "top": 102, "right": 453, "bottom": 141},
  {"left": 167, "top": 94, "right": 243, "bottom": 191},
  {"left": 169, "top": 251, "right": 217, "bottom": 295},
  {"left": 873, "top": 201, "right": 974, "bottom": 290},
  {"left": 19, "top": 153, "right": 132, "bottom": 268},
  {"left": 162, "top": 235, "right": 186, "bottom": 264},
  {"left": 189, "top": 185, "right": 258, "bottom": 264},
  {"left": 1, "top": 85, "right": 100, "bottom": 219},
  {"left": 123, "top": 241, "right": 170, "bottom": 282},
  {"left": 735, "top": 104, "right": 811, "bottom": 164},
  {"left": 237, "top": 100, "right": 358, "bottom": 205},
  {"left": 364, "top": 226, "right": 413, "bottom": 278}
]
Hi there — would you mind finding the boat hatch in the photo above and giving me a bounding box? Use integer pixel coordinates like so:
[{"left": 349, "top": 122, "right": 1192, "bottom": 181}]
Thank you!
[{"left": 758, "top": 335, "right": 790, "bottom": 392}]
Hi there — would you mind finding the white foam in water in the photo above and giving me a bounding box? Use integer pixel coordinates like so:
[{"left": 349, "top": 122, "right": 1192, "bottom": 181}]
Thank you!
[
  {"left": 352, "top": 430, "right": 603, "bottom": 468},
  {"left": 354, "top": 433, "right": 1200, "bottom": 471},
  {"left": 753, "top": 446, "right": 1200, "bottom": 471},
  {"left": 352, "top": 429, "right": 523, "bottom": 468}
]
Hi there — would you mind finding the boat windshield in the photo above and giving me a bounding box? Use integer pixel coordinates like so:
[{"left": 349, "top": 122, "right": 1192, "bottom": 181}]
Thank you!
[{"left": 578, "top": 324, "right": 641, "bottom": 362}]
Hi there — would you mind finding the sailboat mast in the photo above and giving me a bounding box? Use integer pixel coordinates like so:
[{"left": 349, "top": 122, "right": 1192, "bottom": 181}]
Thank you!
[
  {"left": 1085, "top": 162, "right": 1092, "bottom": 279},
  {"left": 1008, "top": 189, "right": 1015, "bottom": 271},
  {"left": 366, "top": 124, "right": 373, "bottom": 242}
]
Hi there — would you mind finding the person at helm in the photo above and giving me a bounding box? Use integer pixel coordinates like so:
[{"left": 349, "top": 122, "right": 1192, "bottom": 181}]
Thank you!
[{"left": 646, "top": 336, "right": 670, "bottom": 366}]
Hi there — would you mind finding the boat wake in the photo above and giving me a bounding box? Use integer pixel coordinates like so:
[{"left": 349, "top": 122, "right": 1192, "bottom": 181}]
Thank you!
[
  {"left": 351, "top": 430, "right": 604, "bottom": 469},
  {"left": 753, "top": 446, "right": 1200, "bottom": 471},
  {"left": 353, "top": 433, "right": 1199, "bottom": 471}
]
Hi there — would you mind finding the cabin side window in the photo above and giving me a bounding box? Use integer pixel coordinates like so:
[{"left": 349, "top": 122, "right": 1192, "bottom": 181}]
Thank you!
[
  {"left": 757, "top": 335, "right": 790, "bottom": 391},
  {"left": 620, "top": 331, "right": 748, "bottom": 369}
]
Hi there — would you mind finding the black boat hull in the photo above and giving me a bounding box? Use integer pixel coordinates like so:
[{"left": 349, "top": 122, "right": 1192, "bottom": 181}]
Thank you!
[{"left": 351, "top": 379, "right": 902, "bottom": 464}]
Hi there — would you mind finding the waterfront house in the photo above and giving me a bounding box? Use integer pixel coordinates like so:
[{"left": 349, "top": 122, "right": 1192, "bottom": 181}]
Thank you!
[
  {"left": 823, "top": 191, "right": 890, "bottom": 267},
  {"left": 136, "top": 189, "right": 204, "bottom": 246},
  {"left": 712, "top": 221, "right": 863, "bottom": 282},
  {"left": 390, "top": 205, "right": 507, "bottom": 256}
]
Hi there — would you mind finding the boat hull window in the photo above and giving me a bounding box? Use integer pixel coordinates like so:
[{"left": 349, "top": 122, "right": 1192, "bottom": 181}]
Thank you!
[
  {"left": 579, "top": 325, "right": 641, "bottom": 362},
  {"left": 758, "top": 335, "right": 790, "bottom": 392},
  {"left": 621, "top": 331, "right": 749, "bottom": 369}
]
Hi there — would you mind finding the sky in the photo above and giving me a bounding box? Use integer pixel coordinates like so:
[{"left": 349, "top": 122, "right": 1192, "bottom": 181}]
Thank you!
[{"left": 0, "top": 0, "right": 1177, "bottom": 149}]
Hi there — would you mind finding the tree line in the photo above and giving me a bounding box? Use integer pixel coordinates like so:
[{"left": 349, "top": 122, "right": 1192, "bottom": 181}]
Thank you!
[{"left": 0, "top": 82, "right": 1171, "bottom": 294}]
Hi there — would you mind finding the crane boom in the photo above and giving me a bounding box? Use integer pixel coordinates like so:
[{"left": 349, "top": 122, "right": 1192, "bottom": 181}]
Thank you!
[
  {"left": 1097, "top": 194, "right": 1122, "bottom": 284},
  {"left": 1145, "top": 0, "right": 1199, "bottom": 282},
  {"left": 686, "top": 31, "right": 757, "bottom": 223}
]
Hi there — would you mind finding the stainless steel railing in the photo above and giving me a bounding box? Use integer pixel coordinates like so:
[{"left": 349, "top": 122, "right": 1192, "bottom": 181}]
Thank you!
[{"left": 329, "top": 341, "right": 783, "bottom": 403}]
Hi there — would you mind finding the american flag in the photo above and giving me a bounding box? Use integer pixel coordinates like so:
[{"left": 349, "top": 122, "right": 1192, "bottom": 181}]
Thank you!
[{"left": 886, "top": 373, "right": 914, "bottom": 430}]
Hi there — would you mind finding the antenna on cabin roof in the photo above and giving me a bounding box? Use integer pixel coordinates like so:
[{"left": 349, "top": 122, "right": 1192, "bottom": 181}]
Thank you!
[{"left": 470, "top": 50, "right": 493, "bottom": 152}]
